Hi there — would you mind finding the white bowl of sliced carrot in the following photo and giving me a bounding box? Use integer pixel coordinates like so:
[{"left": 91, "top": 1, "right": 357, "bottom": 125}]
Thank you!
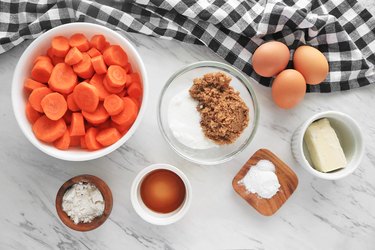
[{"left": 12, "top": 23, "right": 148, "bottom": 161}]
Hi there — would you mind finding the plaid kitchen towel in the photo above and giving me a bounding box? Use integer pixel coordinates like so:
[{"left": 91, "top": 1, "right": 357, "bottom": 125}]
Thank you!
[{"left": 1, "top": 0, "right": 375, "bottom": 92}]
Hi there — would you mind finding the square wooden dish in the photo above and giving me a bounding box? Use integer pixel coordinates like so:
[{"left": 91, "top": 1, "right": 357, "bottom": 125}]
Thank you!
[{"left": 232, "top": 149, "right": 298, "bottom": 216}]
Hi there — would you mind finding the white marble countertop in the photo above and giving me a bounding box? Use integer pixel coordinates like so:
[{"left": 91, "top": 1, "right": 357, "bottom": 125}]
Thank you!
[{"left": 1, "top": 2, "right": 375, "bottom": 249}]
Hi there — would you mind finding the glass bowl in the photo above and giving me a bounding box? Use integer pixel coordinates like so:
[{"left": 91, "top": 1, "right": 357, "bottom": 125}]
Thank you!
[{"left": 158, "top": 61, "right": 259, "bottom": 165}]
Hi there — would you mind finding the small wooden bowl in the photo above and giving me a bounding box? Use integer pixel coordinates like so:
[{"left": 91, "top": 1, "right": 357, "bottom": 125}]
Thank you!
[
  {"left": 232, "top": 149, "right": 298, "bottom": 216},
  {"left": 55, "top": 175, "right": 113, "bottom": 231}
]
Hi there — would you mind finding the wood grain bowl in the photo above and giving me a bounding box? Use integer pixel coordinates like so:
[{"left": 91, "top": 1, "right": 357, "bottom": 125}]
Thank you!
[
  {"left": 232, "top": 149, "right": 298, "bottom": 216},
  {"left": 55, "top": 174, "right": 113, "bottom": 231}
]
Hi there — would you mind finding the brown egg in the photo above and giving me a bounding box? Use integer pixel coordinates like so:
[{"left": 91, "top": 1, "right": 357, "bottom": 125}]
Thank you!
[
  {"left": 140, "top": 169, "right": 186, "bottom": 214},
  {"left": 293, "top": 46, "right": 329, "bottom": 85},
  {"left": 252, "top": 41, "right": 290, "bottom": 77},
  {"left": 272, "top": 69, "right": 306, "bottom": 109}
]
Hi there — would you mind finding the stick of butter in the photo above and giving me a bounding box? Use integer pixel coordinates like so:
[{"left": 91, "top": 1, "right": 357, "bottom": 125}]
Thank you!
[{"left": 304, "top": 118, "right": 347, "bottom": 173}]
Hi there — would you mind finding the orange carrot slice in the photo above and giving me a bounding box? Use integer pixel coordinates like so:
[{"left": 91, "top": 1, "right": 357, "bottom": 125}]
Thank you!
[
  {"left": 54, "top": 130, "right": 70, "bottom": 150},
  {"left": 103, "top": 77, "right": 124, "bottom": 94},
  {"left": 70, "top": 112, "right": 85, "bottom": 136},
  {"left": 73, "top": 82, "right": 99, "bottom": 112},
  {"left": 51, "top": 55, "right": 65, "bottom": 66},
  {"left": 96, "top": 127, "right": 121, "bottom": 146},
  {"left": 32, "top": 115, "right": 67, "bottom": 143},
  {"left": 69, "top": 33, "right": 90, "bottom": 52},
  {"left": 65, "top": 47, "right": 83, "bottom": 65},
  {"left": 49, "top": 63, "right": 77, "bottom": 94},
  {"left": 85, "top": 127, "right": 102, "bottom": 150},
  {"left": 127, "top": 73, "right": 141, "bottom": 86},
  {"left": 63, "top": 110, "right": 72, "bottom": 124},
  {"left": 73, "top": 53, "right": 94, "bottom": 79},
  {"left": 87, "top": 47, "right": 101, "bottom": 58},
  {"left": 29, "top": 87, "right": 53, "bottom": 112},
  {"left": 110, "top": 121, "right": 129, "bottom": 133},
  {"left": 103, "top": 45, "right": 128, "bottom": 67},
  {"left": 82, "top": 104, "right": 109, "bottom": 125},
  {"left": 103, "top": 94, "right": 124, "bottom": 116},
  {"left": 67, "top": 93, "right": 80, "bottom": 112},
  {"left": 26, "top": 102, "right": 42, "bottom": 124},
  {"left": 33, "top": 55, "right": 52, "bottom": 65},
  {"left": 105, "top": 65, "right": 127, "bottom": 88},
  {"left": 91, "top": 55, "right": 107, "bottom": 74},
  {"left": 80, "top": 136, "right": 87, "bottom": 149},
  {"left": 111, "top": 97, "right": 138, "bottom": 129},
  {"left": 51, "top": 36, "right": 70, "bottom": 57},
  {"left": 90, "top": 35, "right": 107, "bottom": 51},
  {"left": 41, "top": 92, "right": 67, "bottom": 121},
  {"left": 89, "top": 73, "right": 110, "bottom": 100},
  {"left": 70, "top": 136, "right": 81, "bottom": 147},
  {"left": 24, "top": 78, "right": 45, "bottom": 94},
  {"left": 31, "top": 60, "right": 53, "bottom": 83},
  {"left": 127, "top": 81, "right": 142, "bottom": 99}
]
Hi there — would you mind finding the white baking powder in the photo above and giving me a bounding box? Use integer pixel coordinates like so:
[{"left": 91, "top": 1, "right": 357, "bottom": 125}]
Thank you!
[
  {"left": 239, "top": 160, "right": 280, "bottom": 199},
  {"left": 62, "top": 182, "right": 105, "bottom": 224},
  {"left": 168, "top": 89, "right": 218, "bottom": 150}
]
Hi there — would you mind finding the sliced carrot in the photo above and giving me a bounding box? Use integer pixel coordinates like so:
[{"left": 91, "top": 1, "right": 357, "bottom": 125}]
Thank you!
[
  {"left": 54, "top": 130, "right": 70, "bottom": 150},
  {"left": 51, "top": 36, "right": 70, "bottom": 57},
  {"left": 34, "top": 55, "right": 52, "bottom": 65},
  {"left": 82, "top": 104, "right": 109, "bottom": 125},
  {"left": 73, "top": 53, "right": 94, "bottom": 79},
  {"left": 31, "top": 60, "right": 53, "bottom": 83},
  {"left": 103, "top": 94, "right": 124, "bottom": 116},
  {"left": 47, "top": 47, "right": 54, "bottom": 59},
  {"left": 85, "top": 127, "right": 102, "bottom": 150},
  {"left": 69, "top": 33, "right": 90, "bottom": 52},
  {"left": 110, "top": 120, "right": 129, "bottom": 133},
  {"left": 32, "top": 115, "right": 67, "bottom": 143},
  {"left": 103, "top": 45, "right": 128, "bottom": 67},
  {"left": 102, "top": 41, "right": 110, "bottom": 52},
  {"left": 127, "top": 73, "right": 141, "bottom": 86},
  {"left": 48, "top": 63, "right": 77, "bottom": 94},
  {"left": 80, "top": 136, "right": 87, "bottom": 149},
  {"left": 130, "top": 96, "right": 141, "bottom": 110},
  {"left": 89, "top": 73, "right": 110, "bottom": 100},
  {"left": 111, "top": 97, "right": 138, "bottom": 130},
  {"left": 70, "top": 112, "right": 85, "bottom": 136},
  {"left": 26, "top": 102, "right": 42, "bottom": 124},
  {"left": 51, "top": 55, "right": 65, "bottom": 66},
  {"left": 96, "top": 128, "right": 121, "bottom": 146},
  {"left": 41, "top": 92, "right": 67, "bottom": 121},
  {"left": 90, "top": 35, "right": 107, "bottom": 51},
  {"left": 63, "top": 110, "right": 72, "bottom": 124},
  {"left": 124, "top": 63, "right": 133, "bottom": 74},
  {"left": 105, "top": 65, "right": 127, "bottom": 88},
  {"left": 91, "top": 55, "right": 107, "bottom": 74},
  {"left": 73, "top": 82, "right": 99, "bottom": 112},
  {"left": 65, "top": 47, "right": 83, "bottom": 65},
  {"left": 127, "top": 81, "right": 142, "bottom": 99},
  {"left": 29, "top": 87, "right": 53, "bottom": 112},
  {"left": 87, "top": 47, "right": 101, "bottom": 58},
  {"left": 103, "top": 77, "right": 124, "bottom": 94},
  {"left": 67, "top": 93, "right": 80, "bottom": 112},
  {"left": 24, "top": 78, "right": 45, "bottom": 94},
  {"left": 70, "top": 135, "right": 81, "bottom": 147}
]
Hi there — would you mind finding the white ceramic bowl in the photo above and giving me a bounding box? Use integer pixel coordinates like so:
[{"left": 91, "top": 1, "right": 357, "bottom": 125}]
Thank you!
[
  {"left": 130, "top": 164, "right": 192, "bottom": 225},
  {"left": 292, "top": 111, "right": 364, "bottom": 180},
  {"left": 12, "top": 23, "right": 148, "bottom": 161}
]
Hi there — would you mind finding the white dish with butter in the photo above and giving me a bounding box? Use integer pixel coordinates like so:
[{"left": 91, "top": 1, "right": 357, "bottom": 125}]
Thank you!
[{"left": 292, "top": 111, "right": 364, "bottom": 180}]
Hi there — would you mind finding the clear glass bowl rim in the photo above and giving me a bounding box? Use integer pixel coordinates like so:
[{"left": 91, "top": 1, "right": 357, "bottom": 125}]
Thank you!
[{"left": 157, "top": 61, "right": 260, "bottom": 165}]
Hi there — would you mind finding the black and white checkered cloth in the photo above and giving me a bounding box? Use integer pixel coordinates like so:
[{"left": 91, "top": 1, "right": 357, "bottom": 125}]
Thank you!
[{"left": 1, "top": 0, "right": 375, "bottom": 92}]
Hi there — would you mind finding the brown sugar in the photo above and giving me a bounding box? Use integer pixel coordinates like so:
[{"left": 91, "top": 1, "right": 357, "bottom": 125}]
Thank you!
[{"left": 189, "top": 72, "right": 249, "bottom": 144}]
